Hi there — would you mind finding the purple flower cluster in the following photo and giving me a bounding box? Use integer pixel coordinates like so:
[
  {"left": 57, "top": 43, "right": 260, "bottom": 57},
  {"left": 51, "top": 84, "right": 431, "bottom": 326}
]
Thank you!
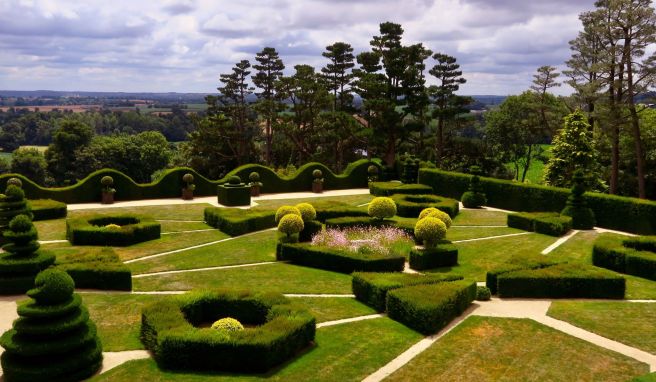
[{"left": 311, "top": 226, "right": 412, "bottom": 256}]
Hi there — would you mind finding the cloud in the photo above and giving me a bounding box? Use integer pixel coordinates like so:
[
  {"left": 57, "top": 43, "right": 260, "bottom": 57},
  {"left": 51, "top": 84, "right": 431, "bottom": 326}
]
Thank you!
[{"left": 0, "top": 0, "right": 599, "bottom": 94}]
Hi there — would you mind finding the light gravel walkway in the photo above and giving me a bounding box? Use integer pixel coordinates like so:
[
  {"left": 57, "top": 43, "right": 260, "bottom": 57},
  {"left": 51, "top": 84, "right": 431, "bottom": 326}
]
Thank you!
[
  {"left": 452, "top": 231, "right": 531, "bottom": 244},
  {"left": 99, "top": 350, "right": 150, "bottom": 374},
  {"left": 316, "top": 314, "right": 384, "bottom": 328},
  {"left": 541, "top": 230, "right": 579, "bottom": 255}
]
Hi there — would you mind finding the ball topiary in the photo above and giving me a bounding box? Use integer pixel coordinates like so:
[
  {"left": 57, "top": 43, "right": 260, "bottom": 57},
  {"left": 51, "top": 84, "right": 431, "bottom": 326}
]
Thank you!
[
  {"left": 228, "top": 175, "right": 242, "bottom": 185},
  {"left": 182, "top": 173, "right": 194, "bottom": 184},
  {"left": 275, "top": 205, "right": 301, "bottom": 223},
  {"left": 101, "top": 176, "right": 114, "bottom": 187},
  {"left": 414, "top": 217, "right": 447, "bottom": 248},
  {"left": 418, "top": 207, "right": 452, "bottom": 228},
  {"left": 4, "top": 185, "right": 24, "bottom": 201},
  {"left": 104, "top": 224, "right": 122, "bottom": 230},
  {"left": 312, "top": 169, "right": 323, "bottom": 179},
  {"left": 6, "top": 178, "right": 22, "bottom": 188},
  {"left": 367, "top": 165, "right": 379, "bottom": 175},
  {"left": 211, "top": 317, "right": 244, "bottom": 332},
  {"left": 295, "top": 203, "right": 317, "bottom": 223},
  {"left": 278, "top": 214, "right": 304, "bottom": 239},
  {"left": 8, "top": 214, "right": 32, "bottom": 233},
  {"left": 249, "top": 172, "right": 260, "bottom": 182},
  {"left": 476, "top": 286, "right": 491, "bottom": 301},
  {"left": 368, "top": 197, "right": 397, "bottom": 221},
  {"left": 27, "top": 268, "right": 75, "bottom": 305}
]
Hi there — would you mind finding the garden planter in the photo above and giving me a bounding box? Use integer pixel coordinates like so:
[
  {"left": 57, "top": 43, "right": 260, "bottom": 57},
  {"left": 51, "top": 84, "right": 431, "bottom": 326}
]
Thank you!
[
  {"left": 101, "top": 192, "right": 114, "bottom": 204},
  {"left": 312, "top": 182, "right": 323, "bottom": 193},
  {"left": 251, "top": 185, "right": 261, "bottom": 197},
  {"left": 182, "top": 188, "right": 194, "bottom": 200}
]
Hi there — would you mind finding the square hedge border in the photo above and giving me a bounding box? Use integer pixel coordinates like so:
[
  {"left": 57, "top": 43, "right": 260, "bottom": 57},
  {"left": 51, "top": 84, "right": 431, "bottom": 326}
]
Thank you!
[
  {"left": 408, "top": 244, "right": 458, "bottom": 270},
  {"left": 592, "top": 234, "right": 656, "bottom": 281},
  {"left": 66, "top": 214, "right": 161, "bottom": 246},
  {"left": 276, "top": 243, "right": 405, "bottom": 273},
  {"left": 140, "top": 290, "right": 315, "bottom": 373},
  {"left": 391, "top": 194, "right": 459, "bottom": 218},
  {"left": 204, "top": 208, "right": 275, "bottom": 236},
  {"left": 507, "top": 212, "right": 572, "bottom": 237}
]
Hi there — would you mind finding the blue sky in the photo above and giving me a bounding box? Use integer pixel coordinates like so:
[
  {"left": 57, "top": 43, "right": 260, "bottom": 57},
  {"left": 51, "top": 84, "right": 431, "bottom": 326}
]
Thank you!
[{"left": 0, "top": 0, "right": 595, "bottom": 95}]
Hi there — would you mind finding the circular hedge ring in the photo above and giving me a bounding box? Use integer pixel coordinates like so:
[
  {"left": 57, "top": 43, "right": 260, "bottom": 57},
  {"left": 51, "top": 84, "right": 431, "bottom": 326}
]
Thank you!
[
  {"left": 141, "top": 290, "right": 316, "bottom": 373},
  {"left": 391, "top": 194, "right": 459, "bottom": 218},
  {"left": 66, "top": 214, "right": 161, "bottom": 246}
]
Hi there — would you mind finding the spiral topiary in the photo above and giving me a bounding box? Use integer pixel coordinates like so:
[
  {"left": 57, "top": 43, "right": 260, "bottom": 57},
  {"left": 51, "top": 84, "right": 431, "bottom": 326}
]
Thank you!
[
  {"left": 461, "top": 169, "right": 487, "bottom": 208},
  {"left": 295, "top": 203, "right": 317, "bottom": 223},
  {"left": 368, "top": 197, "right": 397, "bottom": 221},
  {"left": 211, "top": 317, "right": 244, "bottom": 332},
  {"left": 6, "top": 178, "right": 22, "bottom": 188},
  {"left": 278, "top": 214, "right": 304, "bottom": 240},
  {"left": 560, "top": 170, "right": 595, "bottom": 229},
  {"left": 0, "top": 184, "right": 32, "bottom": 234},
  {"left": 275, "top": 205, "right": 301, "bottom": 223},
  {"left": 418, "top": 207, "right": 452, "bottom": 228},
  {"left": 0, "top": 269, "right": 103, "bottom": 381},
  {"left": 414, "top": 217, "right": 447, "bottom": 248}
]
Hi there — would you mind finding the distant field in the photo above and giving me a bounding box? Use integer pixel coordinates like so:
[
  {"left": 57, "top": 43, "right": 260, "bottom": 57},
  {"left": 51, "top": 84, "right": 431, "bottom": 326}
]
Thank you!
[
  {"left": 0, "top": 105, "right": 101, "bottom": 113},
  {"left": 0, "top": 145, "right": 49, "bottom": 161},
  {"left": 506, "top": 144, "right": 552, "bottom": 184}
]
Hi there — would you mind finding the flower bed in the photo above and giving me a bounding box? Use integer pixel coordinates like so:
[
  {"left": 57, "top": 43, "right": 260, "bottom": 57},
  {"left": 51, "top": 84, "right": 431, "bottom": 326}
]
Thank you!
[{"left": 66, "top": 214, "right": 161, "bottom": 246}]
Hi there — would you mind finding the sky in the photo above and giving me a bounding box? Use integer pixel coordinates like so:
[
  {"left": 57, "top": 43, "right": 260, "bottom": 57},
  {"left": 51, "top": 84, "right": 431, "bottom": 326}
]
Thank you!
[{"left": 0, "top": 0, "right": 597, "bottom": 95}]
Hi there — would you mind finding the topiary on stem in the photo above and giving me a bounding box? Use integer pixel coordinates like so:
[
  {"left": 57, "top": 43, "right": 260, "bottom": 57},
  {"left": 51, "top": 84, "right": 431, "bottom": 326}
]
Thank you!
[
  {"left": 100, "top": 176, "right": 115, "bottom": 194},
  {"left": 278, "top": 214, "right": 304, "bottom": 242},
  {"left": 312, "top": 169, "right": 323, "bottom": 184},
  {"left": 414, "top": 217, "right": 447, "bottom": 248},
  {"left": 275, "top": 206, "right": 301, "bottom": 224},
  {"left": 248, "top": 172, "right": 262, "bottom": 187},
  {"left": 367, "top": 165, "right": 379, "bottom": 183},
  {"left": 368, "top": 197, "right": 397, "bottom": 221},
  {"left": 295, "top": 203, "right": 317, "bottom": 223},
  {"left": 461, "top": 166, "right": 487, "bottom": 208},
  {"left": 560, "top": 170, "right": 595, "bottom": 229},
  {"left": 182, "top": 173, "right": 195, "bottom": 191},
  {"left": 0, "top": 269, "right": 103, "bottom": 381},
  {"left": 418, "top": 207, "right": 452, "bottom": 228}
]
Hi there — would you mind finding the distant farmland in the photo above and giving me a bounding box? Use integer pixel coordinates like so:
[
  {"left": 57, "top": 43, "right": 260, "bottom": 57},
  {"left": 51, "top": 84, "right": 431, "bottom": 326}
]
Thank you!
[{"left": 0, "top": 105, "right": 102, "bottom": 113}]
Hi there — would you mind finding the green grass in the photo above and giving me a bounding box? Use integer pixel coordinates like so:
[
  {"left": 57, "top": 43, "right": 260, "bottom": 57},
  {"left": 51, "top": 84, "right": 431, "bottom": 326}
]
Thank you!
[
  {"left": 387, "top": 316, "right": 648, "bottom": 382},
  {"left": 505, "top": 144, "right": 552, "bottom": 185},
  {"left": 446, "top": 226, "right": 523, "bottom": 241},
  {"left": 91, "top": 317, "right": 422, "bottom": 382},
  {"left": 114, "top": 230, "right": 230, "bottom": 261},
  {"left": 158, "top": 220, "right": 213, "bottom": 233},
  {"left": 548, "top": 301, "right": 656, "bottom": 354},
  {"left": 255, "top": 195, "right": 373, "bottom": 210},
  {"left": 133, "top": 262, "right": 353, "bottom": 294},
  {"left": 128, "top": 230, "right": 277, "bottom": 274},
  {"left": 453, "top": 209, "right": 508, "bottom": 226},
  {"left": 290, "top": 297, "right": 376, "bottom": 323},
  {"left": 34, "top": 218, "right": 67, "bottom": 240}
]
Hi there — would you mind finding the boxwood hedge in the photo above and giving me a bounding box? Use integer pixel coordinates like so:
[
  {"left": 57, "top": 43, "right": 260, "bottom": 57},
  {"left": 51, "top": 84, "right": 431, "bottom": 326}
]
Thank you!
[
  {"left": 276, "top": 243, "right": 405, "bottom": 273},
  {"left": 204, "top": 208, "right": 276, "bottom": 236},
  {"left": 66, "top": 214, "right": 161, "bottom": 246},
  {"left": 386, "top": 280, "right": 476, "bottom": 335},
  {"left": 507, "top": 212, "right": 573, "bottom": 237},
  {"left": 391, "top": 194, "right": 459, "bottom": 218},
  {"left": 592, "top": 234, "right": 656, "bottom": 281},
  {"left": 419, "top": 168, "right": 656, "bottom": 235},
  {"left": 408, "top": 244, "right": 458, "bottom": 270},
  {"left": 54, "top": 247, "right": 132, "bottom": 290},
  {"left": 485, "top": 254, "right": 562, "bottom": 295},
  {"left": 351, "top": 272, "right": 463, "bottom": 312},
  {"left": 141, "top": 289, "right": 315, "bottom": 373},
  {"left": 369, "top": 182, "right": 433, "bottom": 197},
  {"left": 29, "top": 199, "right": 67, "bottom": 221}
]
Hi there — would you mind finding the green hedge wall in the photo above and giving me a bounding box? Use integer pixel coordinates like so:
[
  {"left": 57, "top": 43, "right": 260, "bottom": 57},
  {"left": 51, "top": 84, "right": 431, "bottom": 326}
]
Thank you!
[
  {"left": 592, "top": 234, "right": 656, "bottom": 281},
  {"left": 351, "top": 272, "right": 463, "bottom": 312},
  {"left": 141, "top": 289, "right": 315, "bottom": 372},
  {"left": 0, "top": 159, "right": 379, "bottom": 204},
  {"left": 29, "top": 199, "right": 67, "bottom": 221},
  {"left": 496, "top": 263, "right": 625, "bottom": 299},
  {"left": 204, "top": 208, "right": 276, "bottom": 236},
  {"left": 507, "top": 212, "right": 572, "bottom": 237},
  {"left": 369, "top": 182, "right": 433, "bottom": 197},
  {"left": 54, "top": 247, "right": 132, "bottom": 290},
  {"left": 386, "top": 280, "right": 476, "bottom": 335},
  {"left": 408, "top": 244, "right": 458, "bottom": 270},
  {"left": 276, "top": 243, "right": 405, "bottom": 273},
  {"left": 66, "top": 214, "right": 161, "bottom": 246},
  {"left": 485, "top": 254, "right": 562, "bottom": 295},
  {"left": 419, "top": 168, "right": 656, "bottom": 235}
]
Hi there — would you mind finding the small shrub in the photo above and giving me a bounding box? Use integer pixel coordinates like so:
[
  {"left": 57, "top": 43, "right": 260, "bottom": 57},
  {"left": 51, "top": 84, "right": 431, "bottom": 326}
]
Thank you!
[
  {"left": 295, "top": 203, "right": 317, "bottom": 222},
  {"left": 414, "top": 217, "right": 447, "bottom": 248},
  {"left": 275, "top": 206, "right": 301, "bottom": 223},
  {"left": 476, "top": 286, "right": 491, "bottom": 301},
  {"left": 211, "top": 317, "right": 244, "bottom": 332},
  {"left": 418, "top": 207, "right": 452, "bottom": 228},
  {"left": 278, "top": 214, "right": 304, "bottom": 239},
  {"left": 368, "top": 197, "right": 397, "bottom": 221}
]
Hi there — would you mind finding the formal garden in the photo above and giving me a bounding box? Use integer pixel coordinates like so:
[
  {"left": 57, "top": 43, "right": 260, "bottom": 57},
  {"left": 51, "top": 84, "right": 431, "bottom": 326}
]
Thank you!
[{"left": 0, "top": 160, "right": 654, "bottom": 382}]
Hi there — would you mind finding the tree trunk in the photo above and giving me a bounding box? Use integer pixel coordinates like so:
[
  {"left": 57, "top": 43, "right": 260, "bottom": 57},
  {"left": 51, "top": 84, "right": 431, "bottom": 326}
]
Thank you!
[
  {"left": 623, "top": 33, "right": 646, "bottom": 199},
  {"left": 521, "top": 144, "right": 532, "bottom": 183},
  {"left": 265, "top": 118, "right": 272, "bottom": 166},
  {"left": 436, "top": 116, "right": 444, "bottom": 166}
]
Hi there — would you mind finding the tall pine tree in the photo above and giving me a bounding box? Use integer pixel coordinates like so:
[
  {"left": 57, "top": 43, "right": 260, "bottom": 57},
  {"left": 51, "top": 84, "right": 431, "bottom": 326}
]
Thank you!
[
  {"left": 252, "top": 47, "right": 285, "bottom": 165},
  {"left": 321, "top": 42, "right": 355, "bottom": 112}
]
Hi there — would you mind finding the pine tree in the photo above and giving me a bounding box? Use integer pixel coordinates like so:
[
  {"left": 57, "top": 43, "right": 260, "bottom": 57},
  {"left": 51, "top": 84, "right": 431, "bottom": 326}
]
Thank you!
[
  {"left": 321, "top": 42, "right": 355, "bottom": 112},
  {"left": 252, "top": 47, "right": 285, "bottom": 165},
  {"left": 530, "top": 65, "right": 561, "bottom": 134}
]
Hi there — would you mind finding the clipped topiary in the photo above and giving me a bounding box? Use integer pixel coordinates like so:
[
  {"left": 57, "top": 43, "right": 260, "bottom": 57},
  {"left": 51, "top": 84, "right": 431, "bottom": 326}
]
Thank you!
[
  {"left": 249, "top": 172, "right": 261, "bottom": 183},
  {"left": 367, "top": 165, "right": 379, "bottom": 183},
  {"left": 278, "top": 214, "right": 304, "bottom": 242},
  {"left": 100, "top": 175, "right": 114, "bottom": 191},
  {"left": 476, "top": 286, "right": 492, "bottom": 301},
  {"left": 0, "top": 214, "right": 55, "bottom": 294},
  {"left": 7, "top": 178, "right": 22, "bottom": 188},
  {"left": 312, "top": 169, "right": 324, "bottom": 193},
  {"left": 211, "top": 317, "right": 244, "bottom": 332},
  {"left": 295, "top": 203, "right": 317, "bottom": 223},
  {"left": 368, "top": 197, "right": 397, "bottom": 221},
  {"left": 228, "top": 175, "right": 243, "bottom": 186},
  {"left": 418, "top": 207, "right": 452, "bottom": 228},
  {"left": 182, "top": 173, "right": 195, "bottom": 190},
  {"left": 0, "top": 184, "right": 32, "bottom": 234},
  {"left": 275, "top": 206, "right": 301, "bottom": 223},
  {"left": 249, "top": 172, "right": 263, "bottom": 196},
  {"left": 461, "top": 168, "right": 487, "bottom": 208},
  {"left": 414, "top": 217, "right": 447, "bottom": 248},
  {"left": 560, "top": 170, "right": 595, "bottom": 230},
  {"left": 0, "top": 269, "right": 103, "bottom": 381}
]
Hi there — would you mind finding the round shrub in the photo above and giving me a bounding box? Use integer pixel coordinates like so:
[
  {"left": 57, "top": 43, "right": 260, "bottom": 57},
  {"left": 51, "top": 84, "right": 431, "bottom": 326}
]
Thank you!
[
  {"left": 211, "top": 317, "right": 244, "bottom": 332},
  {"left": 228, "top": 175, "right": 242, "bottom": 185},
  {"left": 418, "top": 207, "right": 452, "bottom": 228},
  {"left": 101, "top": 176, "right": 114, "bottom": 187},
  {"left": 249, "top": 172, "right": 260, "bottom": 182},
  {"left": 367, "top": 165, "right": 379, "bottom": 175},
  {"left": 8, "top": 214, "right": 32, "bottom": 232},
  {"left": 461, "top": 191, "right": 487, "bottom": 208},
  {"left": 278, "top": 214, "right": 304, "bottom": 238},
  {"left": 414, "top": 217, "right": 447, "bottom": 248},
  {"left": 275, "top": 206, "right": 301, "bottom": 223},
  {"left": 368, "top": 197, "right": 397, "bottom": 220},
  {"left": 27, "top": 268, "right": 75, "bottom": 305},
  {"left": 183, "top": 173, "right": 194, "bottom": 184},
  {"left": 476, "top": 286, "right": 491, "bottom": 301},
  {"left": 312, "top": 169, "right": 323, "bottom": 179},
  {"left": 7, "top": 178, "right": 22, "bottom": 188},
  {"left": 105, "top": 224, "right": 122, "bottom": 230},
  {"left": 295, "top": 203, "right": 316, "bottom": 223},
  {"left": 4, "top": 185, "right": 24, "bottom": 201}
]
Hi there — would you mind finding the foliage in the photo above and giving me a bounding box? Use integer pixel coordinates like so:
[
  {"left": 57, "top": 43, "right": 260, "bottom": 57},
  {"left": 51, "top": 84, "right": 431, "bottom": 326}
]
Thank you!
[
  {"left": 277, "top": 214, "right": 304, "bottom": 239},
  {"left": 211, "top": 317, "right": 244, "bottom": 332},
  {"left": 507, "top": 212, "right": 572, "bottom": 237},
  {"left": 295, "top": 203, "right": 316, "bottom": 223},
  {"left": 10, "top": 148, "right": 47, "bottom": 185},
  {"left": 204, "top": 207, "right": 276, "bottom": 236},
  {"left": 391, "top": 194, "right": 459, "bottom": 219},
  {"left": 409, "top": 244, "right": 458, "bottom": 270},
  {"left": 30, "top": 199, "right": 67, "bottom": 221},
  {"left": 461, "top": 170, "right": 487, "bottom": 208},
  {"left": 592, "top": 234, "right": 656, "bottom": 281},
  {"left": 66, "top": 214, "right": 161, "bottom": 246},
  {"left": 368, "top": 197, "right": 397, "bottom": 220},
  {"left": 485, "top": 254, "right": 562, "bottom": 295},
  {"left": 560, "top": 170, "right": 596, "bottom": 229},
  {"left": 417, "top": 207, "right": 453, "bottom": 228},
  {"left": 414, "top": 216, "right": 447, "bottom": 248},
  {"left": 275, "top": 206, "right": 301, "bottom": 223},
  {"left": 476, "top": 286, "right": 492, "bottom": 301},
  {"left": 311, "top": 226, "right": 412, "bottom": 257},
  {"left": 54, "top": 247, "right": 132, "bottom": 291}
]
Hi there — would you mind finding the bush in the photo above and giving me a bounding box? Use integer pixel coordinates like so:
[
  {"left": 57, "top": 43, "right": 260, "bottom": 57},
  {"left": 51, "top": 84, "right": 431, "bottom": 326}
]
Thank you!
[
  {"left": 294, "top": 203, "right": 316, "bottom": 223},
  {"left": 54, "top": 247, "right": 132, "bottom": 291},
  {"left": 497, "top": 263, "right": 625, "bottom": 299},
  {"left": 66, "top": 214, "right": 161, "bottom": 246},
  {"left": 418, "top": 207, "right": 452, "bottom": 228},
  {"left": 140, "top": 289, "right": 315, "bottom": 372},
  {"left": 392, "top": 194, "right": 459, "bottom": 218},
  {"left": 476, "top": 286, "right": 491, "bottom": 301},
  {"left": 386, "top": 280, "right": 476, "bottom": 335},
  {"left": 277, "top": 243, "right": 405, "bottom": 273},
  {"left": 368, "top": 197, "right": 397, "bottom": 220},
  {"left": 370, "top": 182, "right": 433, "bottom": 197},
  {"left": 592, "top": 234, "right": 656, "bottom": 281},
  {"left": 461, "top": 191, "right": 486, "bottom": 208},
  {"left": 409, "top": 244, "right": 457, "bottom": 270},
  {"left": 485, "top": 254, "right": 562, "bottom": 295},
  {"left": 414, "top": 217, "right": 447, "bottom": 248},
  {"left": 560, "top": 171, "right": 595, "bottom": 229},
  {"left": 351, "top": 272, "right": 464, "bottom": 312},
  {"left": 0, "top": 269, "right": 102, "bottom": 382},
  {"left": 507, "top": 212, "right": 573, "bottom": 237},
  {"left": 29, "top": 199, "right": 67, "bottom": 221},
  {"left": 275, "top": 206, "right": 301, "bottom": 223},
  {"left": 211, "top": 317, "right": 244, "bottom": 332},
  {"left": 277, "top": 214, "right": 304, "bottom": 240},
  {"left": 204, "top": 208, "right": 275, "bottom": 236}
]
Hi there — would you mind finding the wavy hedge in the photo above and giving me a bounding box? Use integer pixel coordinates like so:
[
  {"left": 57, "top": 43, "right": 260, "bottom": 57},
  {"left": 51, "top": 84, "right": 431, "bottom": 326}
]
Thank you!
[
  {"left": 419, "top": 168, "right": 656, "bottom": 235},
  {"left": 0, "top": 160, "right": 379, "bottom": 204}
]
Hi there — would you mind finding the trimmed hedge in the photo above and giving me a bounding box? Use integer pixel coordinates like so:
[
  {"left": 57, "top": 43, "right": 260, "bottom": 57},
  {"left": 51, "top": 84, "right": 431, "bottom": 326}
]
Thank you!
[
  {"left": 54, "top": 247, "right": 132, "bottom": 291},
  {"left": 29, "top": 199, "right": 67, "bottom": 221},
  {"left": 204, "top": 208, "right": 276, "bottom": 236},
  {"left": 140, "top": 289, "right": 315, "bottom": 373},
  {"left": 386, "top": 280, "right": 476, "bottom": 335},
  {"left": 0, "top": 160, "right": 379, "bottom": 204},
  {"left": 391, "top": 194, "right": 459, "bottom": 218},
  {"left": 485, "top": 254, "right": 562, "bottom": 295},
  {"left": 276, "top": 243, "right": 405, "bottom": 273},
  {"left": 66, "top": 214, "right": 161, "bottom": 246},
  {"left": 409, "top": 244, "right": 458, "bottom": 270},
  {"left": 496, "top": 263, "right": 625, "bottom": 299},
  {"left": 507, "top": 212, "right": 572, "bottom": 237},
  {"left": 298, "top": 220, "right": 322, "bottom": 242},
  {"left": 592, "top": 234, "right": 656, "bottom": 281},
  {"left": 369, "top": 182, "right": 433, "bottom": 197},
  {"left": 217, "top": 184, "right": 251, "bottom": 207},
  {"left": 419, "top": 168, "right": 656, "bottom": 235},
  {"left": 351, "top": 272, "right": 463, "bottom": 312}
]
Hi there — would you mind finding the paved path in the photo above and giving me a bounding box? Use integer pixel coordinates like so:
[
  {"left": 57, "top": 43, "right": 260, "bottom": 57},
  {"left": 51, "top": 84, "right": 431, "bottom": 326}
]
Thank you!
[
  {"left": 316, "top": 314, "right": 385, "bottom": 328},
  {"left": 541, "top": 230, "right": 579, "bottom": 255}
]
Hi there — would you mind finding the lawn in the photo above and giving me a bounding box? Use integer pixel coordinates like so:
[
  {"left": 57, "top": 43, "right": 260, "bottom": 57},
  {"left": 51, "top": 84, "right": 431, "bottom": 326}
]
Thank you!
[
  {"left": 453, "top": 209, "right": 508, "bottom": 226},
  {"left": 386, "top": 316, "right": 648, "bottom": 382},
  {"left": 254, "top": 194, "right": 373, "bottom": 210},
  {"left": 114, "top": 230, "right": 230, "bottom": 261},
  {"left": 548, "top": 301, "right": 656, "bottom": 354}
]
